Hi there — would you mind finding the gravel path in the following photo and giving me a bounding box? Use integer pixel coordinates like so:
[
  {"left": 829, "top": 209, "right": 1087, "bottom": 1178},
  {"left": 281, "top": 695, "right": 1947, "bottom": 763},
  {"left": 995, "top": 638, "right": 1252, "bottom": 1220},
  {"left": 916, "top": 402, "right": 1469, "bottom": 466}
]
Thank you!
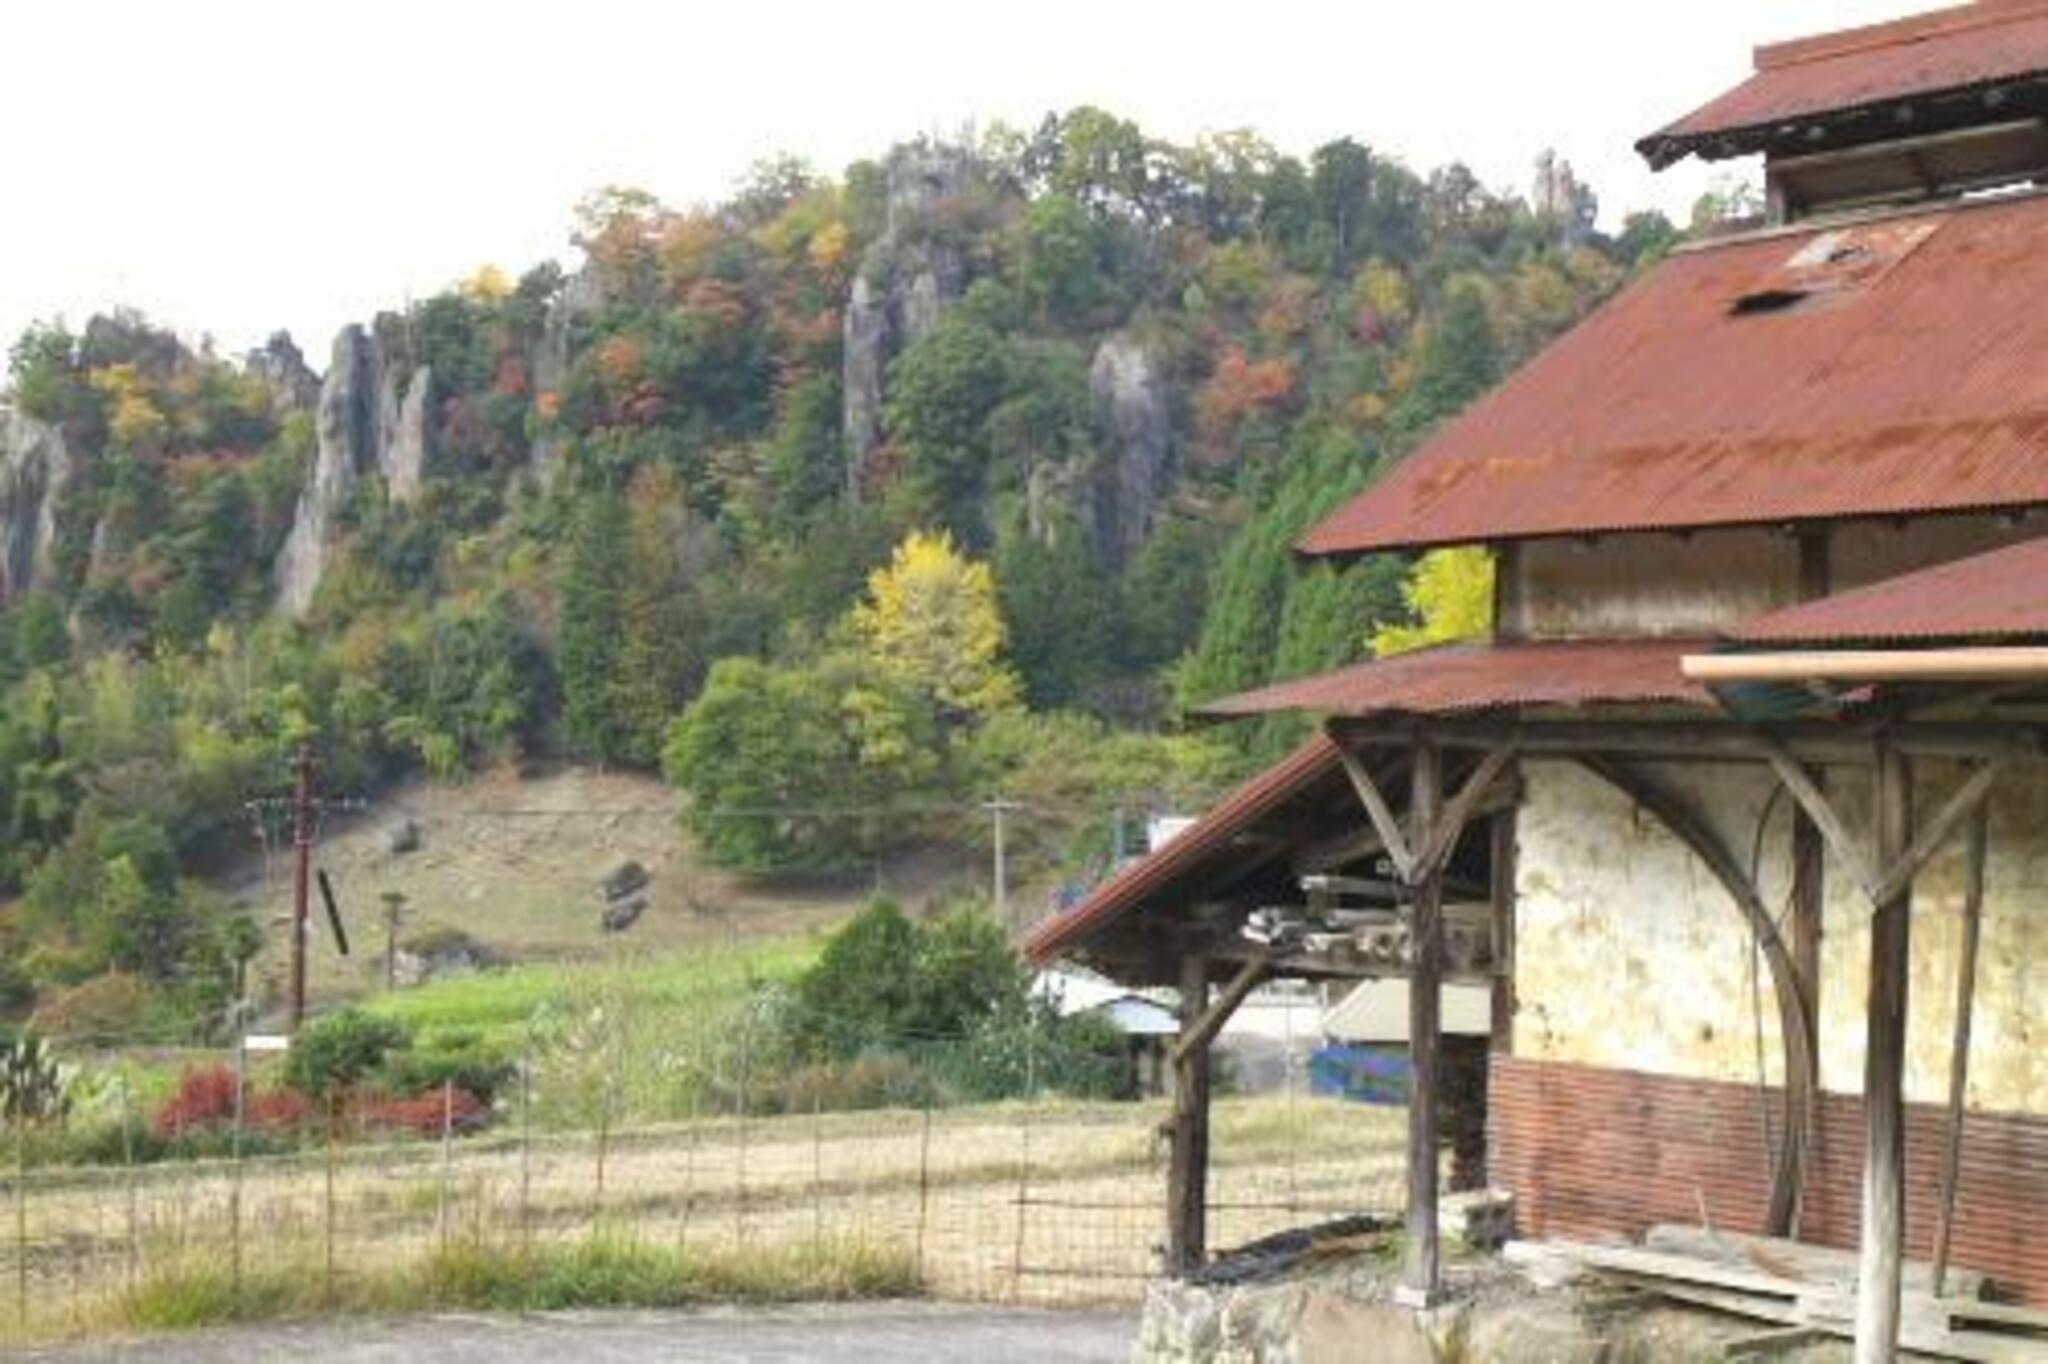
[{"left": 8, "top": 1302, "right": 1138, "bottom": 1363}]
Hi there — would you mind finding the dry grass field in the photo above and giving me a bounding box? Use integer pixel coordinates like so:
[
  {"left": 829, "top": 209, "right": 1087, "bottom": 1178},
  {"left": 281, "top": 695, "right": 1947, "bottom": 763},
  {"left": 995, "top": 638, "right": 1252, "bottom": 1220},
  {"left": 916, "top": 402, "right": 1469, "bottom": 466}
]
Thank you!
[{"left": 0, "top": 1093, "right": 1407, "bottom": 1344}]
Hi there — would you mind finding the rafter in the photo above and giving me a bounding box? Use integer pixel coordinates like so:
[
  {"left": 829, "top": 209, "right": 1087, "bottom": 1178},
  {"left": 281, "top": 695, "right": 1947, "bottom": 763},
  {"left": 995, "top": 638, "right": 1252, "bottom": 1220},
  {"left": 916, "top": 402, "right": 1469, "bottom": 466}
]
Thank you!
[
  {"left": 1332, "top": 734, "right": 1415, "bottom": 881},
  {"left": 1168, "top": 951, "right": 1272, "bottom": 1066}
]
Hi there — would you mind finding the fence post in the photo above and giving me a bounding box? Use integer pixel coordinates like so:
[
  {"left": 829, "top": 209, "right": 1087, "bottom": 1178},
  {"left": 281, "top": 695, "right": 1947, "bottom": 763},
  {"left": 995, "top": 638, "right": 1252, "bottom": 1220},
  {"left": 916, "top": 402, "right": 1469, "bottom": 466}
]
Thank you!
[
  {"left": 678, "top": 1090, "right": 698, "bottom": 1255},
  {"left": 915, "top": 1092, "right": 933, "bottom": 1287},
  {"left": 735, "top": 1013, "right": 751, "bottom": 1251},
  {"left": 120, "top": 1078, "right": 139, "bottom": 1296},
  {"left": 231, "top": 1037, "right": 246, "bottom": 1302},
  {"left": 811, "top": 1088, "right": 824, "bottom": 1251},
  {"left": 1010, "top": 1023, "right": 1037, "bottom": 1302},
  {"left": 324, "top": 1090, "right": 338, "bottom": 1307},
  {"left": 15, "top": 1115, "right": 26, "bottom": 1332},
  {"left": 438, "top": 1079, "right": 453, "bottom": 1255},
  {"left": 519, "top": 1037, "right": 533, "bottom": 1255}
]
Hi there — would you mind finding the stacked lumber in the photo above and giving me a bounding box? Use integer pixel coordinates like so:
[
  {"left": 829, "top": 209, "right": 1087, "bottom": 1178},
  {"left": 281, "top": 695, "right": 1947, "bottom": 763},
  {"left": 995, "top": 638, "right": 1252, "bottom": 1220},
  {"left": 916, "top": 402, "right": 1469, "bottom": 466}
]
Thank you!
[{"left": 1506, "top": 1225, "right": 2048, "bottom": 1362}]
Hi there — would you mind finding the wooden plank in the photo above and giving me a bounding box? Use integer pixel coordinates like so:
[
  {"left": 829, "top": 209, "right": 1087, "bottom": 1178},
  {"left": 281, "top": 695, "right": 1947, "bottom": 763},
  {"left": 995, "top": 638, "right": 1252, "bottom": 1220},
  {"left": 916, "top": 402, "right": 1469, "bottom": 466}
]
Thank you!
[
  {"left": 1167, "top": 952, "right": 1270, "bottom": 1067},
  {"left": 1722, "top": 1325, "right": 1833, "bottom": 1358},
  {"left": 1329, "top": 717, "right": 2041, "bottom": 765},
  {"left": 1331, "top": 734, "right": 1415, "bottom": 881},
  {"left": 1415, "top": 744, "right": 1518, "bottom": 879},
  {"left": 1868, "top": 756, "right": 2005, "bottom": 908},
  {"left": 1488, "top": 809, "right": 1517, "bottom": 1058},
  {"left": 1763, "top": 741, "right": 1883, "bottom": 902},
  {"left": 1933, "top": 802, "right": 1989, "bottom": 1298},
  {"left": 1402, "top": 738, "right": 1444, "bottom": 1304},
  {"left": 1166, "top": 952, "right": 1211, "bottom": 1274},
  {"left": 1856, "top": 743, "right": 1914, "bottom": 1364},
  {"left": 1645, "top": 1224, "right": 1985, "bottom": 1300}
]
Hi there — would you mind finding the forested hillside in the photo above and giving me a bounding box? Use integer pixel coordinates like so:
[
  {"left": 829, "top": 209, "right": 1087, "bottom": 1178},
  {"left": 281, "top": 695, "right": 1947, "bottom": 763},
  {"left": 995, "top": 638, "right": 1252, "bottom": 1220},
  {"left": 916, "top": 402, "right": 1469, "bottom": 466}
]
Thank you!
[{"left": 0, "top": 111, "right": 1684, "bottom": 1036}]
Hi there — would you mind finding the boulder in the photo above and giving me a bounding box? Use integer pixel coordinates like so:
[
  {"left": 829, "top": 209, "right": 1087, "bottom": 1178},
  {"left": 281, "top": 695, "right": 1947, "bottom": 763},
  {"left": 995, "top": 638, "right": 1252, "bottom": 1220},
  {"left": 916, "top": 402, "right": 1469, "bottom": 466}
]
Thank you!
[{"left": 386, "top": 366, "right": 433, "bottom": 504}]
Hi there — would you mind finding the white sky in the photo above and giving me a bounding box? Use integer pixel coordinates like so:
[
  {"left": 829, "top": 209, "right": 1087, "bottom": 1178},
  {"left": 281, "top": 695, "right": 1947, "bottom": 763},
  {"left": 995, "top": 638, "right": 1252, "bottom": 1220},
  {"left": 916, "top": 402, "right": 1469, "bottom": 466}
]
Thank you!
[{"left": 0, "top": 0, "right": 1928, "bottom": 363}]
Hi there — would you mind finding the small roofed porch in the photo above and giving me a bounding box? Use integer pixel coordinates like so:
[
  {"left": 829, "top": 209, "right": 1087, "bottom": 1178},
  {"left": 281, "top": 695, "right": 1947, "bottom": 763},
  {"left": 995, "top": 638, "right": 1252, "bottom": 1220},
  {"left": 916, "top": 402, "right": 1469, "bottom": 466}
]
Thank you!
[{"left": 1028, "top": 581, "right": 2048, "bottom": 1357}]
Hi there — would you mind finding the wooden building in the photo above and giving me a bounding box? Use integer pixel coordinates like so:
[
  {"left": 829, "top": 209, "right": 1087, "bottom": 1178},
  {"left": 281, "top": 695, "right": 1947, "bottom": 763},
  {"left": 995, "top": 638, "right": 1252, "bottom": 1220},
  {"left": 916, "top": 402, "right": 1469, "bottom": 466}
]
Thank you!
[{"left": 1026, "top": 5, "right": 2048, "bottom": 1358}]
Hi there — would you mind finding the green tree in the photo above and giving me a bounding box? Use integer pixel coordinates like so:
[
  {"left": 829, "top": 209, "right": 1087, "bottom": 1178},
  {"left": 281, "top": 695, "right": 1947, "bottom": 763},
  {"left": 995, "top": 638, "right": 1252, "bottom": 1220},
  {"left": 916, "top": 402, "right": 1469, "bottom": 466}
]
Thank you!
[
  {"left": 558, "top": 491, "right": 631, "bottom": 762},
  {"left": 883, "top": 319, "right": 1010, "bottom": 534}
]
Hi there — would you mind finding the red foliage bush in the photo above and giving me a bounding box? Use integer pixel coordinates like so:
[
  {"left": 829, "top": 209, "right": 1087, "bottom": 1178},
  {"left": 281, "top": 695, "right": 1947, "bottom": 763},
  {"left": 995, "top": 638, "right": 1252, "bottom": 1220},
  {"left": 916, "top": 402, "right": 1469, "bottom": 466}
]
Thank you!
[
  {"left": 355, "top": 1086, "right": 486, "bottom": 1137},
  {"left": 152, "top": 1066, "right": 316, "bottom": 1137},
  {"left": 153, "top": 1065, "right": 238, "bottom": 1137}
]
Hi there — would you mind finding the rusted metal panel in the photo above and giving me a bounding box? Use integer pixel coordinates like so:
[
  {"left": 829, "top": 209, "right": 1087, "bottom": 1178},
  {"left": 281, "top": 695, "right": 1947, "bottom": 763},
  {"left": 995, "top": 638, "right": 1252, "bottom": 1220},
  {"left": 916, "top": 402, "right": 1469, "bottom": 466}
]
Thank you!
[
  {"left": 1490, "top": 1056, "right": 2048, "bottom": 1305},
  {"left": 1638, "top": 1, "right": 2048, "bottom": 167},
  {"left": 1022, "top": 735, "right": 1341, "bottom": 966},
  {"left": 1731, "top": 535, "right": 2048, "bottom": 644},
  {"left": 1297, "top": 195, "right": 2048, "bottom": 559},
  {"left": 1197, "top": 639, "right": 1714, "bottom": 720}
]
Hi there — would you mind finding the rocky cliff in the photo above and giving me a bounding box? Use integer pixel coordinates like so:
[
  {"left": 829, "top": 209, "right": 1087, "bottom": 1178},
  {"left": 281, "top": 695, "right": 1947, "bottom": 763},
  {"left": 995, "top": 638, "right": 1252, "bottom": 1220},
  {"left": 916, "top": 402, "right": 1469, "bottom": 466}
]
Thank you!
[
  {"left": 0, "top": 407, "right": 73, "bottom": 608},
  {"left": 1087, "top": 334, "right": 1172, "bottom": 567},
  {"left": 272, "top": 320, "right": 433, "bottom": 616},
  {"left": 841, "top": 145, "right": 978, "bottom": 499}
]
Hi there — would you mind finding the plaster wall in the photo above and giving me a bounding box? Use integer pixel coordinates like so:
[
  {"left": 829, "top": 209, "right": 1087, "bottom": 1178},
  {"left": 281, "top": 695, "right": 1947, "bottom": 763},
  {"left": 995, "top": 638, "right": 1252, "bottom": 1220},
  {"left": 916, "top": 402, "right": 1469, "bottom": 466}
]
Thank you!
[
  {"left": 1503, "top": 514, "right": 2039, "bottom": 639},
  {"left": 1512, "top": 759, "right": 2045, "bottom": 1116}
]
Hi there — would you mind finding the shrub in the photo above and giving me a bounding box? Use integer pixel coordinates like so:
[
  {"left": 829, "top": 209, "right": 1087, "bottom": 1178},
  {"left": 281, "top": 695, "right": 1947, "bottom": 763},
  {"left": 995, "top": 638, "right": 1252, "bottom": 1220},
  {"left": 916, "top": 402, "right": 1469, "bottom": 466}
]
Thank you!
[
  {"left": 152, "top": 1065, "right": 237, "bottom": 1137},
  {"left": 356, "top": 1085, "right": 486, "bottom": 1137},
  {"left": 285, "top": 1008, "right": 409, "bottom": 1098},
  {"left": 381, "top": 1030, "right": 515, "bottom": 1104},
  {"left": 28, "top": 973, "right": 156, "bottom": 1044}
]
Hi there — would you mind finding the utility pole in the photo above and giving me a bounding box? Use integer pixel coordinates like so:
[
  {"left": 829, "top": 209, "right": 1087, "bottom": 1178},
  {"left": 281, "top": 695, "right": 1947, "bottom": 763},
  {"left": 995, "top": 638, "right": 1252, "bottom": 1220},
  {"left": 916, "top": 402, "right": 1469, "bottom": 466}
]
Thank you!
[
  {"left": 983, "top": 798, "right": 1021, "bottom": 927},
  {"left": 290, "top": 742, "right": 315, "bottom": 1032}
]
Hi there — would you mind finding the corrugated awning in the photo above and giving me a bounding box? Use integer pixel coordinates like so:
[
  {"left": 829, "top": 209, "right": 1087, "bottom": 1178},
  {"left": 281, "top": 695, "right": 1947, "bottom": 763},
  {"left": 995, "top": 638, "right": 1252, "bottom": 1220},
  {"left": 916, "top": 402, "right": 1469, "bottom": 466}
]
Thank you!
[
  {"left": 1728, "top": 535, "right": 2048, "bottom": 645},
  {"left": 1196, "top": 638, "right": 1714, "bottom": 721},
  {"left": 1023, "top": 735, "right": 1342, "bottom": 966},
  {"left": 1637, "top": 1, "right": 2048, "bottom": 168},
  {"left": 1296, "top": 194, "right": 2048, "bottom": 559}
]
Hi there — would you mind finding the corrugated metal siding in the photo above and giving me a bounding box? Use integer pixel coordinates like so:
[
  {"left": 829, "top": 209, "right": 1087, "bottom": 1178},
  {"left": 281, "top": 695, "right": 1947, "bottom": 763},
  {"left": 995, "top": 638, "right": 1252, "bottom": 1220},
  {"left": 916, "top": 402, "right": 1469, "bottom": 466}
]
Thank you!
[
  {"left": 1198, "top": 638, "right": 1713, "bottom": 720},
  {"left": 1022, "top": 735, "right": 1341, "bottom": 965},
  {"left": 1639, "top": 1, "right": 2048, "bottom": 164},
  {"left": 1491, "top": 1056, "right": 2048, "bottom": 1305},
  {"left": 1298, "top": 195, "right": 2048, "bottom": 558},
  {"left": 1731, "top": 534, "right": 2048, "bottom": 643}
]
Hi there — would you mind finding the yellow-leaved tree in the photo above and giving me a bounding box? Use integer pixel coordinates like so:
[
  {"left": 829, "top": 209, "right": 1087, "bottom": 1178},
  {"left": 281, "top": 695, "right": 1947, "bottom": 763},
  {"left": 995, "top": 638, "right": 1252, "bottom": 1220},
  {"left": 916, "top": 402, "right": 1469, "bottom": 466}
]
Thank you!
[
  {"left": 1370, "top": 547, "right": 1494, "bottom": 657},
  {"left": 852, "top": 530, "right": 1021, "bottom": 724}
]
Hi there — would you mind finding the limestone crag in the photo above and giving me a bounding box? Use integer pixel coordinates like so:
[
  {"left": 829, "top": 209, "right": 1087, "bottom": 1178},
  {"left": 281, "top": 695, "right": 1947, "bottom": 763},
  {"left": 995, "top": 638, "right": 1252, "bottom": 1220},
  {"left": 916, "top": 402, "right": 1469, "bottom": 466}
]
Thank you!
[
  {"left": 840, "top": 143, "right": 978, "bottom": 499},
  {"left": 273, "top": 321, "right": 440, "bottom": 614},
  {"left": 1087, "top": 334, "right": 1173, "bottom": 566},
  {"left": 528, "top": 269, "right": 604, "bottom": 474},
  {"left": 0, "top": 408, "right": 73, "bottom": 607}
]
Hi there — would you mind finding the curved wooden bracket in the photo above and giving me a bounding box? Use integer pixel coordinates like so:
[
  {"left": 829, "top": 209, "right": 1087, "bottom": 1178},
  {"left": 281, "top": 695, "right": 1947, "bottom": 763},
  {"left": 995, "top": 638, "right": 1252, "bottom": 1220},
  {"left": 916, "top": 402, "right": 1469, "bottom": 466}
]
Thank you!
[{"left": 1577, "top": 756, "right": 1818, "bottom": 1237}]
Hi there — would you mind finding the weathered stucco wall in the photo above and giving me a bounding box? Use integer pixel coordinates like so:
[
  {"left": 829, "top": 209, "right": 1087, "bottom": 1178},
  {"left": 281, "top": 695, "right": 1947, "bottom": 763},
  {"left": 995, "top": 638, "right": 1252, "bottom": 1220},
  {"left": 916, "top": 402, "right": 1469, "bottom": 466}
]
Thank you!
[
  {"left": 1513, "top": 759, "right": 2045, "bottom": 1116},
  {"left": 1502, "top": 514, "right": 2039, "bottom": 639}
]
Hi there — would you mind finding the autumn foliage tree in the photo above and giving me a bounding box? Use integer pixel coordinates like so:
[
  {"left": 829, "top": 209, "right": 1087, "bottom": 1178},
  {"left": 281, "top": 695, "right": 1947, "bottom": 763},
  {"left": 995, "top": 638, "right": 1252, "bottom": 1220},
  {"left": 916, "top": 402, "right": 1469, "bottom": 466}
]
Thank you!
[{"left": 852, "top": 531, "right": 1020, "bottom": 727}]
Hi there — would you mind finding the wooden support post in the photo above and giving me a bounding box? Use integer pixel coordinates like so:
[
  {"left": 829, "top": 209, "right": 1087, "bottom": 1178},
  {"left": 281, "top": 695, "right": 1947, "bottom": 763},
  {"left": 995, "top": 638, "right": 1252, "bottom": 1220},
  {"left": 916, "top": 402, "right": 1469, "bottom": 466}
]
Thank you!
[
  {"left": 1403, "top": 738, "right": 1445, "bottom": 1305},
  {"left": 1790, "top": 780, "right": 1824, "bottom": 1236},
  {"left": 1932, "top": 802, "right": 1989, "bottom": 1297},
  {"left": 1488, "top": 808, "right": 1517, "bottom": 1058},
  {"left": 1167, "top": 952, "right": 1211, "bottom": 1275},
  {"left": 1855, "top": 744, "right": 1913, "bottom": 1364}
]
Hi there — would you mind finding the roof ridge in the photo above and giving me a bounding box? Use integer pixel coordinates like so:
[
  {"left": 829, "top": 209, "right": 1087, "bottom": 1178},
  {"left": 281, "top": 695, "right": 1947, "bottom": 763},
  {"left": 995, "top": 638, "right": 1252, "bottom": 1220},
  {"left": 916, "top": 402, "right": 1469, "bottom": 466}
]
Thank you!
[{"left": 1756, "top": 0, "right": 2048, "bottom": 74}]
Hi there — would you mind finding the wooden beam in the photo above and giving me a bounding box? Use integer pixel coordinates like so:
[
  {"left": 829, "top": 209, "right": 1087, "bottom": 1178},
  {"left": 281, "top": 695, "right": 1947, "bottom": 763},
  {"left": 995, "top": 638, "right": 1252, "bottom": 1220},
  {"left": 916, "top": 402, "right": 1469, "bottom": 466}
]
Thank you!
[
  {"left": 1855, "top": 744, "right": 1913, "bottom": 1364},
  {"left": 1332, "top": 731, "right": 1416, "bottom": 881},
  {"left": 1866, "top": 757, "right": 2005, "bottom": 907},
  {"left": 1790, "top": 774, "right": 1825, "bottom": 1238},
  {"left": 1402, "top": 737, "right": 1445, "bottom": 1304},
  {"left": 1414, "top": 744, "right": 1519, "bottom": 879},
  {"left": 1167, "top": 951, "right": 1270, "bottom": 1067},
  {"left": 1294, "top": 781, "right": 1521, "bottom": 875},
  {"left": 1763, "top": 741, "right": 1884, "bottom": 902},
  {"left": 1580, "top": 756, "right": 1818, "bottom": 1237},
  {"left": 1683, "top": 646, "right": 2048, "bottom": 685},
  {"left": 1489, "top": 809, "right": 1517, "bottom": 1058},
  {"left": 1329, "top": 717, "right": 2040, "bottom": 765},
  {"left": 1932, "top": 802, "right": 1989, "bottom": 1298},
  {"left": 1166, "top": 952, "right": 1211, "bottom": 1275}
]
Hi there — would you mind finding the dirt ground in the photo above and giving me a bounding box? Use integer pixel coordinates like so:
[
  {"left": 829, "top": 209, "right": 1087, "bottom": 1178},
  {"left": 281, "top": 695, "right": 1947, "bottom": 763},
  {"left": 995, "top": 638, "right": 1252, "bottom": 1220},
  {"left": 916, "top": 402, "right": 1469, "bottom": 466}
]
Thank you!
[
  {"left": 7, "top": 1302, "right": 1139, "bottom": 1363},
  {"left": 217, "top": 765, "right": 999, "bottom": 1006}
]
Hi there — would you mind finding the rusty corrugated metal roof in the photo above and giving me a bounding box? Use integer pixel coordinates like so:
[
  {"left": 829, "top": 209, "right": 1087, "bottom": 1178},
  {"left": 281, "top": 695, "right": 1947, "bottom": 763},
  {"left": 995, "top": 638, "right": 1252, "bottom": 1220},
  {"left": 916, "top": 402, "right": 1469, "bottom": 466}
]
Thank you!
[
  {"left": 1023, "top": 735, "right": 1341, "bottom": 965},
  {"left": 1298, "top": 194, "right": 2048, "bottom": 559},
  {"left": 1638, "top": 1, "right": 2048, "bottom": 167},
  {"left": 1730, "top": 534, "right": 2048, "bottom": 643},
  {"left": 1197, "top": 638, "right": 1715, "bottom": 721}
]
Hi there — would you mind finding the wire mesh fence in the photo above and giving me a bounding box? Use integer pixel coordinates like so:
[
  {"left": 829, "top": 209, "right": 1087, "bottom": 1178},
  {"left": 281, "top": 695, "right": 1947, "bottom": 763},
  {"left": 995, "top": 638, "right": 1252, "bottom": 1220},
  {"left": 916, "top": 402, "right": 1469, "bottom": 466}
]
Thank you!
[{"left": 0, "top": 1011, "right": 1407, "bottom": 1340}]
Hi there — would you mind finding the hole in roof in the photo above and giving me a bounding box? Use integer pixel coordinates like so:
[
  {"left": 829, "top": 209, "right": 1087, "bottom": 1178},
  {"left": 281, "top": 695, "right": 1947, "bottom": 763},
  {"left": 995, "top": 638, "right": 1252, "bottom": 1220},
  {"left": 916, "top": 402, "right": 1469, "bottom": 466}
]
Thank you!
[{"left": 1730, "top": 288, "right": 1810, "bottom": 316}]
